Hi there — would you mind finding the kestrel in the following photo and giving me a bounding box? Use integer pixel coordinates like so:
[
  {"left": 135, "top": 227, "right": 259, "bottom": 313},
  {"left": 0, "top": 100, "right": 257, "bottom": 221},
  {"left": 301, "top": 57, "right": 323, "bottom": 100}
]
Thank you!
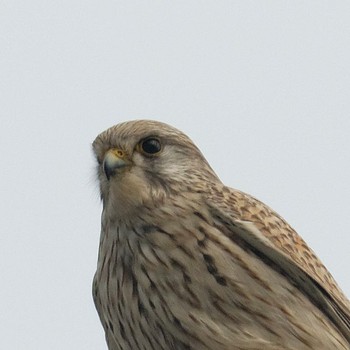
[{"left": 92, "top": 120, "right": 350, "bottom": 350}]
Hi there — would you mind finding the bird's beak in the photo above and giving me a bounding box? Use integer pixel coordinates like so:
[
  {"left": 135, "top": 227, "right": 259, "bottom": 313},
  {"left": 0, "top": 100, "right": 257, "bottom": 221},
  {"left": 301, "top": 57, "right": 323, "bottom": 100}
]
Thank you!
[{"left": 103, "top": 148, "right": 130, "bottom": 180}]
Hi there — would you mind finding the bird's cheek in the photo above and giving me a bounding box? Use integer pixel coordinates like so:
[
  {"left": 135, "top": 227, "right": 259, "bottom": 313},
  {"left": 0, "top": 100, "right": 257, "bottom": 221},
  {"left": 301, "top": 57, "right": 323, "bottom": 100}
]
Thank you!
[{"left": 106, "top": 172, "right": 150, "bottom": 218}]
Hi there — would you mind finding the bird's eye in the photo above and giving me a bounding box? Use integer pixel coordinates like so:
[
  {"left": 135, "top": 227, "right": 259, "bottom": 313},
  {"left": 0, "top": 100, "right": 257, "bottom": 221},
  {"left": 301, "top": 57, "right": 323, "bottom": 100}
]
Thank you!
[{"left": 140, "top": 138, "right": 162, "bottom": 155}]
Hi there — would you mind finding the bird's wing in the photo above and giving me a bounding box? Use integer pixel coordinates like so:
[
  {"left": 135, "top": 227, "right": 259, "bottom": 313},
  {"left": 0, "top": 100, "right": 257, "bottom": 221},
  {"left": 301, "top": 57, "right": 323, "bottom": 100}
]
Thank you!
[{"left": 206, "top": 184, "right": 350, "bottom": 343}]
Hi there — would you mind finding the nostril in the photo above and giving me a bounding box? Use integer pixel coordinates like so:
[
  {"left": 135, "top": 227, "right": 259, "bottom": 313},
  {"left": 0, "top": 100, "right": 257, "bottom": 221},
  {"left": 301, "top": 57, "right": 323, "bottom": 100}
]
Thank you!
[
  {"left": 116, "top": 150, "right": 124, "bottom": 158},
  {"left": 103, "top": 149, "right": 128, "bottom": 180}
]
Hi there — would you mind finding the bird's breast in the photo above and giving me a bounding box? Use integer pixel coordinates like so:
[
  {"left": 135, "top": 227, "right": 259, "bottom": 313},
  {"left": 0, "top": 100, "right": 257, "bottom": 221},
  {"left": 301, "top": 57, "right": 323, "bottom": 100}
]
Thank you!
[{"left": 94, "top": 214, "right": 349, "bottom": 350}]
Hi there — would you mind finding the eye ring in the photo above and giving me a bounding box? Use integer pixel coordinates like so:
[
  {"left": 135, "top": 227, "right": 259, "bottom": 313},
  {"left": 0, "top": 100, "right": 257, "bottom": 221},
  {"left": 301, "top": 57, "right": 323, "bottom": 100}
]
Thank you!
[{"left": 140, "top": 137, "right": 162, "bottom": 155}]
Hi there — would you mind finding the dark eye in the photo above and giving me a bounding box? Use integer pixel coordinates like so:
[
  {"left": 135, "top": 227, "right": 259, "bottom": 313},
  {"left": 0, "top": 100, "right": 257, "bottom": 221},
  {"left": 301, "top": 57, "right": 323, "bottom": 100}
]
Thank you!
[{"left": 140, "top": 138, "right": 162, "bottom": 155}]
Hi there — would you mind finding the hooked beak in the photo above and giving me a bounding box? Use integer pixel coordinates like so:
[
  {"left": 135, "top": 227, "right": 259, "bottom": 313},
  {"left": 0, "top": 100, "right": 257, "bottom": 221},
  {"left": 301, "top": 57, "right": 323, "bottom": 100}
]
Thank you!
[{"left": 103, "top": 149, "right": 130, "bottom": 180}]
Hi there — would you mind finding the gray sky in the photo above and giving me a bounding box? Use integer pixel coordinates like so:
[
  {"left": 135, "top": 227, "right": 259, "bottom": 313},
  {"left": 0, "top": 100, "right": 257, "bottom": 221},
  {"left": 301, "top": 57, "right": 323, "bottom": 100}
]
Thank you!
[{"left": 1, "top": 1, "right": 349, "bottom": 349}]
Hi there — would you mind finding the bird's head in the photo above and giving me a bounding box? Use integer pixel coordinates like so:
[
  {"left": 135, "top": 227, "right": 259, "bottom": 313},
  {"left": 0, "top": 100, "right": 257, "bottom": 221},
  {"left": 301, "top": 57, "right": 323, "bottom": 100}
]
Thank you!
[{"left": 92, "top": 120, "right": 219, "bottom": 221}]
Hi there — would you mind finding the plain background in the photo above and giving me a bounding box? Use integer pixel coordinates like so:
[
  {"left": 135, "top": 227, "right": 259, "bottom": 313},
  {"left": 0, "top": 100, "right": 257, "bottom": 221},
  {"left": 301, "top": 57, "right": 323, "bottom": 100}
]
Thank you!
[{"left": 1, "top": 1, "right": 349, "bottom": 349}]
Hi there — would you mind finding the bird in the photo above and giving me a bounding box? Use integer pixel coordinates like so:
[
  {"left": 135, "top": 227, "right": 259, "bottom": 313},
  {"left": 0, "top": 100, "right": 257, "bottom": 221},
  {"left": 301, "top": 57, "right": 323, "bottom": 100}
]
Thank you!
[{"left": 92, "top": 120, "right": 350, "bottom": 350}]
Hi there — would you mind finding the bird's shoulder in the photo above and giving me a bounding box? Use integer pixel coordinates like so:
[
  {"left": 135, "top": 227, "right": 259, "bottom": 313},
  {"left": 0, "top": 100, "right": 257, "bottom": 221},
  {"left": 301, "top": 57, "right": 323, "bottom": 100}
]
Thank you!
[
  {"left": 206, "top": 183, "right": 347, "bottom": 302},
  {"left": 204, "top": 183, "right": 350, "bottom": 341}
]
